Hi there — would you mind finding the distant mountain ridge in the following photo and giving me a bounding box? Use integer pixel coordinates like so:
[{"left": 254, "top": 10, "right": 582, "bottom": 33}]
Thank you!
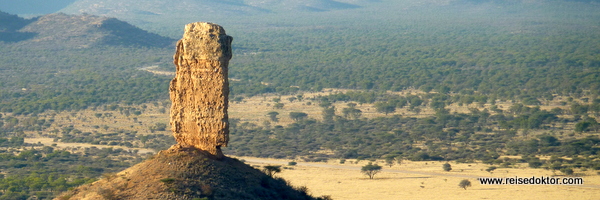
[
  {"left": 0, "top": 10, "right": 37, "bottom": 42},
  {"left": 60, "top": 0, "right": 362, "bottom": 16},
  {"left": 3, "top": 0, "right": 597, "bottom": 39},
  {"left": 243, "top": 0, "right": 361, "bottom": 12},
  {"left": 0, "top": 11, "right": 174, "bottom": 48},
  {"left": 61, "top": 0, "right": 270, "bottom": 17},
  {"left": 2, "top": 0, "right": 599, "bottom": 17},
  {"left": 54, "top": 0, "right": 600, "bottom": 17},
  {"left": 0, "top": 10, "right": 36, "bottom": 31}
]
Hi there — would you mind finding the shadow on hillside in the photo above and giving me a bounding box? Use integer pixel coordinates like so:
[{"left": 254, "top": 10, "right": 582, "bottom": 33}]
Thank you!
[{"left": 0, "top": 31, "right": 37, "bottom": 42}]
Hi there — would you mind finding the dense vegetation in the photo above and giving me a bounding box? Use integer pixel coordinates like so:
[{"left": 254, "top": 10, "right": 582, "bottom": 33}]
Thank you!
[
  {"left": 0, "top": 46, "right": 173, "bottom": 115},
  {"left": 227, "top": 4, "right": 600, "bottom": 99},
  {"left": 0, "top": 139, "right": 147, "bottom": 199},
  {"left": 231, "top": 28, "right": 600, "bottom": 99}
]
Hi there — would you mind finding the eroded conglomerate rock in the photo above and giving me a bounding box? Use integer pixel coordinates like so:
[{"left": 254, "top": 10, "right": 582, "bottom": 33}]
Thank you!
[
  {"left": 170, "top": 22, "right": 232, "bottom": 159},
  {"left": 53, "top": 23, "right": 322, "bottom": 200}
]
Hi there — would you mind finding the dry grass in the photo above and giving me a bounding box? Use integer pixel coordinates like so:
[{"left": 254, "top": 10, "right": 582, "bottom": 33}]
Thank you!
[
  {"left": 231, "top": 89, "right": 585, "bottom": 128},
  {"left": 239, "top": 157, "right": 600, "bottom": 200},
  {"left": 17, "top": 89, "right": 584, "bottom": 136},
  {"left": 12, "top": 89, "right": 589, "bottom": 152}
]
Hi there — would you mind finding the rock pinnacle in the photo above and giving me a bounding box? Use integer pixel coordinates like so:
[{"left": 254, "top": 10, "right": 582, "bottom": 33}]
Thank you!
[{"left": 169, "top": 22, "right": 232, "bottom": 159}]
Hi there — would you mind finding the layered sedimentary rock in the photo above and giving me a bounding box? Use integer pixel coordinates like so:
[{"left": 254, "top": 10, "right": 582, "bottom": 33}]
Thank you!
[{"left": 170, "top": 22, "right": 232, "bottom": 159}]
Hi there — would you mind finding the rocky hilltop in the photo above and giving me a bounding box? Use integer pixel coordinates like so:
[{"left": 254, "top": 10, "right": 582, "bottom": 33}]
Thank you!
[
  {"left": 56, "top": 145, "right": 317, "bottom": 200},
  {"left": 55, "top": 22, "right": 320, "bottom": 200}
]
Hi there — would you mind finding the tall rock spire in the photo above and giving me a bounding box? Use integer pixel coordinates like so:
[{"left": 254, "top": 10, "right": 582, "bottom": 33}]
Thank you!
[{"left": 170, "top": 22, "right": 232, "bottom": 159}]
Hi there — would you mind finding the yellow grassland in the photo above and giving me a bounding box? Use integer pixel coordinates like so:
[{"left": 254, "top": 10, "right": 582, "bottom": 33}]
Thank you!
[{"left": 239, "top": 157, "right": 600, "bottom": 200}]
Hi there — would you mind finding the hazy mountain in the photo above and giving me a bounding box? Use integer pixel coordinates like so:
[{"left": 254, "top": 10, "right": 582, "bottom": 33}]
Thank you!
[
  {"left": 0, "top": 12, "right": 174, "bottom": 48},
  {"left": 60, "top": 0, "right": 270, "bottom": 17},
  {"left": 57, "top": 0, "right": 365, "bottom": 25},
  {"left": 243, "top": 0, "right": 360, "bottom": 11},
  {"left": 1, "top": 0, "right": 598, "bottom": 17},
  {"left": 60, "top": 0, "right": 361, "bottom": 15},
  {"left": 0, "top": 10, "right": 38, "bottom": 42},
  {"left": 0, "top": 11, "right": 36, "bottom": 31}
]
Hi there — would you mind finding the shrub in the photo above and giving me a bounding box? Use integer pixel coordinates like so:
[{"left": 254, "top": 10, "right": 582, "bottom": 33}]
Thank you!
[
  {"left": 263, "top": 165, "right": 282, "bottom": 177},
  {"left": 561, "top": 168, "right": 574, "bottom": 176},
  {"left": 443, "top": 163, "right": 452, "bottom": 172},
  {"left": 528, "top": 161, "right": 543, "bottom": 168},
  {"left": 459, "top": 179, "right": 472, "bottom": 190},
  {"left": 160, "top": 178, "right": 175, "bottom": 184}
]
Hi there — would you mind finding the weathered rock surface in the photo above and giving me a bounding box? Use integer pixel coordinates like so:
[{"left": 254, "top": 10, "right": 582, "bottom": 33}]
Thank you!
[{"left": 170, "top": 22, "right": 233, "bottom": 159}]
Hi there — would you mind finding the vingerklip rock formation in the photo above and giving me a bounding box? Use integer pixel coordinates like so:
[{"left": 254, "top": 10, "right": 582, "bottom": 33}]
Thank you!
[
  {"left": 54, "top": 22, "right": 321, "bottom": 200},
  {"left": 170, "top": 22, "right": 233, "bottom": 159}
]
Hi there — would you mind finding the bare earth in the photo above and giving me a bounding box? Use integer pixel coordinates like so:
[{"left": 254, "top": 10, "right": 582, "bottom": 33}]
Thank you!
[{"left": 238, "top": 157, "right": 600, "bottom": 200}]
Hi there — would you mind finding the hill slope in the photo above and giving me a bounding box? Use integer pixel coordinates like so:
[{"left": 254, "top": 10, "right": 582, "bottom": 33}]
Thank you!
[
  {"left": 0, "top": 12, "right": 174, "bottom": 48},
  {"left": 0, "top": 10, "right": 37, "bottom": 42},
  {"left": 56, "top": 145, "right": 320, "bottom": 200},
  {"left": 0, "top": 10, "right": 36, "bottom": 31},
  {"left": 0, "top": 11, "right": 175, "bottom": 115}
]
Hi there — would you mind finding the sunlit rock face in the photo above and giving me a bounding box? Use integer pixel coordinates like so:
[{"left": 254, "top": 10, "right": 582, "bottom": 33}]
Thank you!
[{"left": 170, "top": 22, "right": 232, "bottom": 159}]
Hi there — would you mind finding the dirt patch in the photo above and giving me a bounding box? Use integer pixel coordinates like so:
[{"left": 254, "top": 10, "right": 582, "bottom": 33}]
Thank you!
[
  {"left": 56, "top": 145, "right": 320, "bottom": 200},
  {"left": 139, "top": 65, "right": 174, "bottom": 76}
]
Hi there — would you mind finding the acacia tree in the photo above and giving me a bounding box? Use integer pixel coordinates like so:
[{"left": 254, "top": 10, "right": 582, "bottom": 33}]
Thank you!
[
  {"left": 267, "top": 111, "right": 279, "bottom": 122},
  {"left": 459, "top": 179, "right": 472, "bottom": 190},
  {"left": 289, "top": 112, "right": 308, "bottom": 121},
  {"left": 322, "top": 106, "right": 336, "bottom": 122},
  {"left": 273, "top": 103, "right": 285, "bottom": 109},
  {"left": 361, "top": 162, "right": 382, "bottom": 179},
  {"left": 443, "top": 163, "right": 452, "bottom": 172},
  {"left": 263, "top": 165, "right": 281, "bottom": 177},
  {"left": 375, "top": 102, "right": 396, "bottom": 115},
  {"left": 384, "top": 155, "right": 396, "bottom": 167},
  {"left": 343, "top": 103, "right": 362, "bottom": 119}
]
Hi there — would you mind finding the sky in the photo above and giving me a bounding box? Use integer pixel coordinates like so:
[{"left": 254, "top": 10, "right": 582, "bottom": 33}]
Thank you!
[{"left": 0, "top": 0, "right": 76, "bottom": 16}]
